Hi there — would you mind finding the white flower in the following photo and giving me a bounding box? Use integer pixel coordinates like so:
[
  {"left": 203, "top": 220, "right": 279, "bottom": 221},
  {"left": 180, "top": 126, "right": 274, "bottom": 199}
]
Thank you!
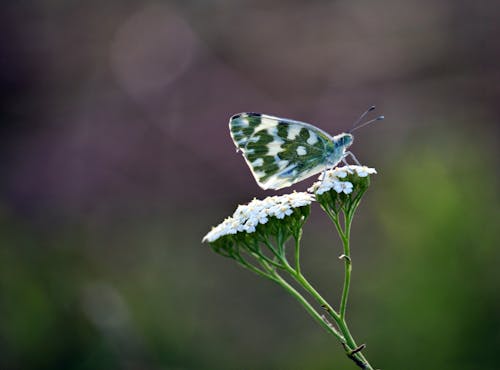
[
  {"left": 203, "top": 217, "right": 236, "bottom": 243},
  {"left": 203, "top": 192, "right": 314, "bottom": 242},
  {"left": 332, "top": 181, "right": 345, "bottom": 193},
  {"left": 308, "top": 165, "right": 376, "bottom": 195},
  {"left": 285, "top": 191, "right": 316, "bottom": 208},
  {"left": 354, "top": 165, "right": 377, "bottom": 177},
  {"left": 340, "top": 181, "right": 353, "bottom": 194},
  {"left": 243, "top": 217, "right": 258, "bottom": 233},
  {"left": 332, "top": 167, "right": 349, "bottom": 178},
  {"left": 254, "top": 210, "right": 269, "bottom": 225},
  {"left": 270, "top": 203, "right": 294, "bottom": 219}
]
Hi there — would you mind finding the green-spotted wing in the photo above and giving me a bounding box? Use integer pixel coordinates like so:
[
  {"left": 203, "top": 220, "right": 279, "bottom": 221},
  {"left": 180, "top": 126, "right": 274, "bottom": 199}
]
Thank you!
[{"left": 229, "top": 113, "right": 353, "bottom": 190}]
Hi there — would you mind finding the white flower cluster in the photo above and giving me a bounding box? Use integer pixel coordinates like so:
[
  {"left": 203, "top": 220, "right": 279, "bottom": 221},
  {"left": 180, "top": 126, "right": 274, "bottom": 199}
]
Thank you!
[
  {"left": 203, "top": 192, "right": 315, "bottom": 243},
  {"left": 308, "top": 166, "right": 377, "bottom": 195}
]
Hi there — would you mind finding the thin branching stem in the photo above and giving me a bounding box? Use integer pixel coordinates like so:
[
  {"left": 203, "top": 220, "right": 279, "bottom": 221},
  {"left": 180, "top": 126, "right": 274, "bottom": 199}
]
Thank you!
[
  {"left": 271, "top": 271, "right": 344, "bottom": 342},
  {"left": 294, "top": 229, "right": 302, "bottom": 274},
  {"left": 340, "top": 212, "right": 352, "bottom": 320},
  {"left": 206, "top": 174, "right": 377, "bottom": 369}
]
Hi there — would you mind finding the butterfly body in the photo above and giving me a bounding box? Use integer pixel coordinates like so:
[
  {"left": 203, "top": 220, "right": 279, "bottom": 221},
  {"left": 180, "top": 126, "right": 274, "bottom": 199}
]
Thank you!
[{"left": 229, "top": 112, "right": 354, "bottom": 190}]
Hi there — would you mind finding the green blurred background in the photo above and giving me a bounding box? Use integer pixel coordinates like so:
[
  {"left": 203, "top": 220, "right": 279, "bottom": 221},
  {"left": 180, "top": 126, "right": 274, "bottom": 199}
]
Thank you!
[{"left": 1, "top": 1, "right": 499, "bottom": 369}]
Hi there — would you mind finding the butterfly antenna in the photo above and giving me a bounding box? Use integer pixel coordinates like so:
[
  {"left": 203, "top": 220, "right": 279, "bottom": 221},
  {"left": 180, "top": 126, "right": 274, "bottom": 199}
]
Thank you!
[
  {"left": 350, "top": 115, "right": 384, "bottom": 133},
  {"left": 350, "top": 105, "right": 376, "bottom": 131}
]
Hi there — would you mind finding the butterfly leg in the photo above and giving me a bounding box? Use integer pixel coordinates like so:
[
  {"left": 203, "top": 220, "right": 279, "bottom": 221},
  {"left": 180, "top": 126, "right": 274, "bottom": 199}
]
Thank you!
[
  {"left": 344, "top": 151, "right": 361, "bottom": 166},
  {"left": 341, "top": 151, "right": 361, "bottom": 175},
  {"left": 341, "top": 157, "right": 354, "bottom": 175},
  {"left": 319, "top": 167, "right": 329, "bottom": 188}
]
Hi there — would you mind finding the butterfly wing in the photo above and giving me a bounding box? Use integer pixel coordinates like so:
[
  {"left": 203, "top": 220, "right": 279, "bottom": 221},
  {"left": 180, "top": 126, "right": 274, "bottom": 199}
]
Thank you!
[{"left": 229, "top": 113, "right": 335, "bottom": 189}]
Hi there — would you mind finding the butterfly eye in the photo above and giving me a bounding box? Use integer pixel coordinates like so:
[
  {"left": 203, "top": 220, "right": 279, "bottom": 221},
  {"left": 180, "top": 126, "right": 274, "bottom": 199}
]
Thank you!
[{"left": 345, "top": 134, "right": 353, "bottom": 146}]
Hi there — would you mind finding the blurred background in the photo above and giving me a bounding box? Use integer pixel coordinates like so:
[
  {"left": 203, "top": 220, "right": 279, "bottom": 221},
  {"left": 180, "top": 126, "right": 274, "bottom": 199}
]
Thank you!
[{"left": 1, "top": 1, "right": 499, "bottom": 369}]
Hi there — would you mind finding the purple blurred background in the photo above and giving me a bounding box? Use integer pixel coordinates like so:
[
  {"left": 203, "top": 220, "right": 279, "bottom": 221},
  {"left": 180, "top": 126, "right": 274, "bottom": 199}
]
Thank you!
[{"left": 0, "top": 1, "right": 499, "bottom": 370}]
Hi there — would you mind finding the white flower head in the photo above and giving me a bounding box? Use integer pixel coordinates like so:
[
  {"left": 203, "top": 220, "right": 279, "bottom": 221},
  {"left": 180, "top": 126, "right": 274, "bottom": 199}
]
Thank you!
[
  {"left": 203, "top": 192, "right": 314, "bottom": 243},
  {"left": 308, "top": 165, "right": 377, "bottom": 195},
  {"left": 354, "top": 165, "right": 377, "bottom": 177}
]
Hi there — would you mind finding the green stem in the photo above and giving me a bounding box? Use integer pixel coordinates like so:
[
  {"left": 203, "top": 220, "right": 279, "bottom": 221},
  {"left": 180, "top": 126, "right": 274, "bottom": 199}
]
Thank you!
[
  {"left": 294, "top": 229, "right": 302, "bottom": 274},
  {"left": 340, "top": 212, "right": 352, "bottom": 320},
  {"left": 234, "top": 195, "right": 376, "bottom": 369},
  {"left": 251, "top": 250, "right": 284, "bottom": 269},
  {"left": 337, "top": 319, "right": 373, "bottom": 369},
  {"left": 325, "top": 211, "right": 351, "bottom": 320},
  {"left": 292, "top": 270, "right": 374, "bottom": 369},
  {"left": 294, "top": 271, "right": 339, "bottom": 320},
  {"left": 234, "top": 254, "right": 274, "bottom": 281},
  {"left": 271, "top": 272, "right": 344, "bottom": 342},
  {"left": 320, "top": 199, "right": 374, "bottom": 369},
  {"left": 258, "top": 239, "right": 287, "bottom": 268}
]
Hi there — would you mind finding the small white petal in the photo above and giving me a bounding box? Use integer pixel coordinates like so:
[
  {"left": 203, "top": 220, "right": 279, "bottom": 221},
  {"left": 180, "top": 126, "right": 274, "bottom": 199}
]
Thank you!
[
  {"left": 334, "top": 168, "right": 348, "bottom": 178},
  {"left": 342, "top": 182, "right": 354, "bottom": 194},
  {"left": 333, "top": 181, "right": 344, "bottom": 193}
]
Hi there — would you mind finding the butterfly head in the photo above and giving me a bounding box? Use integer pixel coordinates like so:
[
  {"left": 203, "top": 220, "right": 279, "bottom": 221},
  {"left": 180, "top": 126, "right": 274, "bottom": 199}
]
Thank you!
[{"left": 335, "top": 133, "right": 354, "bottom": 149}]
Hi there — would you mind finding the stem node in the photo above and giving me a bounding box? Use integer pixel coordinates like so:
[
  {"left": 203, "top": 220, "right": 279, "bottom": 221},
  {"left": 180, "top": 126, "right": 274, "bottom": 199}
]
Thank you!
[
  {"left": 342, "top": 342, "right": 370, "bottom": 369},
  {"left": 350, "top": 344, "right": 366, "bottom": 355},
  {"left": 339, "top": 254, "right": 351, "bottom": 262}
]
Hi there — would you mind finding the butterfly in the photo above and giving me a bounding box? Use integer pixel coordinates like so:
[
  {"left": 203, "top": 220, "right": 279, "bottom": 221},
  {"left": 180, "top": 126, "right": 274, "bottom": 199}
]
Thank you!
[{"left": 229, "top": 108, "right": 383, "bottom": 190}]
